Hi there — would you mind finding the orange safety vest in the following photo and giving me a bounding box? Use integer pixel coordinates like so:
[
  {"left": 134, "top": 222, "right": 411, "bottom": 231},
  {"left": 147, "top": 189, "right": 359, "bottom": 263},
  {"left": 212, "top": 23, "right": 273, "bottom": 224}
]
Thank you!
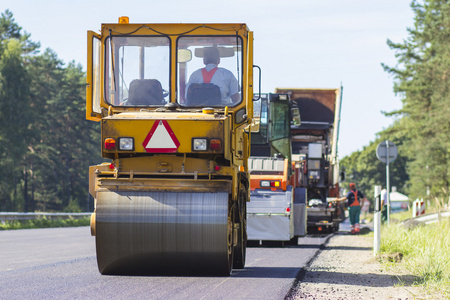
[
  {"left": 350, "top": 190, "right": 360, "bottom": 207},
  {"left": 201, "top": 67, "right": 218, "bottom": 83}
]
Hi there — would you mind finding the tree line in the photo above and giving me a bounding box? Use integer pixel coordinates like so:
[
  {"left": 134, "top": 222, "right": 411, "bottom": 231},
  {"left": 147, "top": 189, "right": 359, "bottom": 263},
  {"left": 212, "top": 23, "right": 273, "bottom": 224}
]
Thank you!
[
  {"left": 0, "top": 10, "right": 101, "bottom": 212},
  {"left": 340, "top": 0, "right": 450, "bottom": 207}
]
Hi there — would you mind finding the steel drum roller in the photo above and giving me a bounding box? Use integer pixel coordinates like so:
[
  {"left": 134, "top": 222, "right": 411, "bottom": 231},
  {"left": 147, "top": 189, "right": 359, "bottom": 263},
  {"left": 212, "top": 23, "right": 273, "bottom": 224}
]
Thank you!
[{"left": 95, "top": 190, "right": 231, "bottom": 275}]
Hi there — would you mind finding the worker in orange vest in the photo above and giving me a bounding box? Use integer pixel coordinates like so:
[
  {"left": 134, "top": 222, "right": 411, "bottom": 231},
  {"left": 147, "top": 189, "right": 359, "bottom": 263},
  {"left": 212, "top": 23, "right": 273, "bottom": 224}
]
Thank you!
[{"left": 335, "top": 182, "right": 367, "bottom": 234}]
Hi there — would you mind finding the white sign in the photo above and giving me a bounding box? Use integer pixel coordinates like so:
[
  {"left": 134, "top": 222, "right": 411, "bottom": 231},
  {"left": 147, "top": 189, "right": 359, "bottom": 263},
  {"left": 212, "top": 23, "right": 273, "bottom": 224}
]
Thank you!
[
  {"left": 376, "top": 140, "right": 397, "bottom": 164},
  {"left": 142, "top": 120, "right": 180, "bottom": 153}
]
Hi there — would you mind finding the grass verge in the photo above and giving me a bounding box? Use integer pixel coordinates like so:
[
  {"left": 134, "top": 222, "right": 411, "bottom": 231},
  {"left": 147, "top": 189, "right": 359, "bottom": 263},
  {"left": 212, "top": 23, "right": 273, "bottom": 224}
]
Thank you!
[
  {"left": 379, "top": 214, "right": 450, "bottom": 297},
  {"left": 0, "top": 217, "right": 90, "bottom": 230}
]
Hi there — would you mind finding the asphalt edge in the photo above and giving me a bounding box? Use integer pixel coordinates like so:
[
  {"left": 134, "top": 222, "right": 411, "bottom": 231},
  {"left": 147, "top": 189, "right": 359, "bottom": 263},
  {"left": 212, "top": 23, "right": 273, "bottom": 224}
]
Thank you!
[{"left": 283, "top": 233, "right": 335, "bottom": 300}]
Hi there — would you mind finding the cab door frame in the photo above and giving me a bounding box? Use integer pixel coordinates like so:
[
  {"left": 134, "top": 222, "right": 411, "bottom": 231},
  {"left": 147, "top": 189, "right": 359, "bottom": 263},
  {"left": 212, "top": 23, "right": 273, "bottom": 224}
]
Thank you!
[{"left": 86, "top": 31, "right": 102, "bottom": 121}]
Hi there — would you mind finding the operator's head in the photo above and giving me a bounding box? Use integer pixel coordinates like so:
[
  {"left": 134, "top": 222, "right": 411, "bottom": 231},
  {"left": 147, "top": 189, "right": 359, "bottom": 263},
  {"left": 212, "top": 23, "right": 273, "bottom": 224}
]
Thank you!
[
  {"left": 349, "top": 183, "right": 356, "bottom": 189},
  {"left": 203, "top": 47, "right": 220, "bottom": 65}
]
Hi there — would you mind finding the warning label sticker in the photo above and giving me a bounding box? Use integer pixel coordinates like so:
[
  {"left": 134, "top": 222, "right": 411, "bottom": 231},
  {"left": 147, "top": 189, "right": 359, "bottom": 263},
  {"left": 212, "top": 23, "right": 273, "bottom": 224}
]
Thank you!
[{"left": 142, "top": 120, "right": 180, "bottom": 153}]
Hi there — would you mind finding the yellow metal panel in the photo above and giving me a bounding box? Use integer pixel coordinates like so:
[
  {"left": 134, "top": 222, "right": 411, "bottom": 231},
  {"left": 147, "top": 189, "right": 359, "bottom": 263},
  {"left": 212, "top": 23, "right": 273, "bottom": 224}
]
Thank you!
[
  {"left": 101, "top": 23, "right": 249, "bottom": 37},
  {"left": 246, "top": 31, "right": 254, "bottom": 120},
  {"left": 102, "top": 116, "right": 225, "bottom": 154},
  {"left": 97, "top": 178, "right": 232, "bottom": 193},
  {"left": 223, "top": 116, "right": 232, "bottom": 161},
  {"left": 119, "top": 155, "right": 210, "bottom": 174}
]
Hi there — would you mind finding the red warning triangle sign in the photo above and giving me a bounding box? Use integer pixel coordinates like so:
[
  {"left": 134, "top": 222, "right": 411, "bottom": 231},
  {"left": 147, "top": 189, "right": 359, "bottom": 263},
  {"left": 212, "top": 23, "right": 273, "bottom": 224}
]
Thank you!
[{"left": 142, "top": 120, "right": 180, "bottom": 153}]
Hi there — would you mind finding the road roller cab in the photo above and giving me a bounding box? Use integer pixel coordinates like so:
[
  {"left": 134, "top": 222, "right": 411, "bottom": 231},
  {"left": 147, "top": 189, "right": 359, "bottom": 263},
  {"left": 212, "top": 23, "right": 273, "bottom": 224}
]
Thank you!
[{"left": 86, "top": 18, "right": 254, "bottom": 275}]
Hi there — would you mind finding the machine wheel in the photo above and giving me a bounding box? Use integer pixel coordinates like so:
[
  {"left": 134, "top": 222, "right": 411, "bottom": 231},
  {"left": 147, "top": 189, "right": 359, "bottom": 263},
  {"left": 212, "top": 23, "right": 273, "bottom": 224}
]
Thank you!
[
  {"left": 233, "top": 188, "right": 247, "bottom": 269},
  {"left": 94, "top": 191, "right": 233, "bottom": 276}
]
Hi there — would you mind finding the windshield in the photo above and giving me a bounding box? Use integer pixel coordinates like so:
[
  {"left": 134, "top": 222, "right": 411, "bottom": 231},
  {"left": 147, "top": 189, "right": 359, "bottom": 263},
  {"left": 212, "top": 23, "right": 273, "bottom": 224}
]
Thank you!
[
  {"left": 271, "top": 101, "right": 290, "bottom": 141},
  {"left": 105, "top": 36, "right": 170, "bottom": 106},
  {"left": 177, "top": 36, "right": 242, "bottom": 107}
]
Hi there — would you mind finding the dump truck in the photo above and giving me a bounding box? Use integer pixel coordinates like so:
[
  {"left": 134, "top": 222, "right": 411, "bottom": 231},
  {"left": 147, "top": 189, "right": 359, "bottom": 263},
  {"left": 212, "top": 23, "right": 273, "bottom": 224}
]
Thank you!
[
  {"left": 275, "top": 88, "right": 344, "bottom": 233},
  {"left": 86, "top": 18, "right": 256, "bottom": 275},
  {"left": 246, "top": 93, "right": 307, "bottom": 244}
]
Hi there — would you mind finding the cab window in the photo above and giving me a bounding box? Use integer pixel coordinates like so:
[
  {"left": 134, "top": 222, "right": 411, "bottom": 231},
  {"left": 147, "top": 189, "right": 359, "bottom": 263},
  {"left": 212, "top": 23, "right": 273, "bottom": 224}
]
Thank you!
[
  {"left": 177, "top": 36, "right": 242, "bottom": 107},
  {"left": 105, "top": 36, "right": 170, "bottom": 106}
]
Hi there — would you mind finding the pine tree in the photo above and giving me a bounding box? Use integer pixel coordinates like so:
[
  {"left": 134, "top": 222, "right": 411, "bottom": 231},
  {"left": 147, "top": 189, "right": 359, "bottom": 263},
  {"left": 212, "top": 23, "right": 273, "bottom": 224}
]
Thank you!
[{"left": 383, "top": 0, "right": 450, "bottom": 200}]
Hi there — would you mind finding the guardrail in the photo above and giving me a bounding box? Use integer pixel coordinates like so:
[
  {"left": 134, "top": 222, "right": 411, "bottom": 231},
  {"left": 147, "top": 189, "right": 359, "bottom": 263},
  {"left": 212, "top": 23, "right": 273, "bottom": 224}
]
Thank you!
[
  {"left": 413, "top": 211, "right": 449, "bottom": 224},
  {"left": 400, "top": 211, "right": 450, "bottom": 226},
  {"left": 0, "top": 212, "right": 91, "bottom": 221}
]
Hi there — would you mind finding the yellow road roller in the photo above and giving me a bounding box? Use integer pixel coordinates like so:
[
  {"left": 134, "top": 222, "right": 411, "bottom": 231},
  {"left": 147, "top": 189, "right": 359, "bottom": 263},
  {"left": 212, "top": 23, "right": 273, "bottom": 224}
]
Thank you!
[{"left": 86, "top": 18, "right": 254, "bottom": 275}]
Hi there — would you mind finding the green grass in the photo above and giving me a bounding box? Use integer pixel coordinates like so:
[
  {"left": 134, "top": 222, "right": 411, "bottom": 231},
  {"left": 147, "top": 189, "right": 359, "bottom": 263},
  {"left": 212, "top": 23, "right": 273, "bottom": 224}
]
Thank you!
[
  {"left": 389, "top": 210, "right": 412, "bottom": 222},
  {"left": 0, "top": 217, "right": 90, "bottom": 230},
  {"left": 379, "top": 215, "right": 450, "bottom": 297}
]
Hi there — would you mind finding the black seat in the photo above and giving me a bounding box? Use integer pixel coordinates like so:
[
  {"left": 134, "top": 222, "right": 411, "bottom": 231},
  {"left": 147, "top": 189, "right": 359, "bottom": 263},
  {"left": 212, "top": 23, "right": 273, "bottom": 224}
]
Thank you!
[
  {"left": 128, "top": 79, "right": 165, "bottom": 106},
  {"left": 186, "top": 83, "right": 221, "bottom": 106}
]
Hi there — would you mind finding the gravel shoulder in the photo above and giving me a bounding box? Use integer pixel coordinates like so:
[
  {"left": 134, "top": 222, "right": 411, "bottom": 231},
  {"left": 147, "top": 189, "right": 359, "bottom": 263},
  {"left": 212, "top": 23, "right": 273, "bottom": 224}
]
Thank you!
[{"left": 287, "top": 221, "right": 436, "bottom": 299}]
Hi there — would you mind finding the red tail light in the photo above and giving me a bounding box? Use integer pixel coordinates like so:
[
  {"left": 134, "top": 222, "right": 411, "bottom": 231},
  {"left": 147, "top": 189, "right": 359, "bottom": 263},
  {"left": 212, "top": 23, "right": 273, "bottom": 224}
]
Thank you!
[
  {"left": 210, "top": 139, "right": 221, "bottom": 151},
  {"left": 260, "top": 180, "right": 281, "bottom": 188},
  {"left": 270, "top": 181, "right": 281, "bottom": 187},
  {"left": 104, "top": 138, "right": 116, "bottom": 150}
]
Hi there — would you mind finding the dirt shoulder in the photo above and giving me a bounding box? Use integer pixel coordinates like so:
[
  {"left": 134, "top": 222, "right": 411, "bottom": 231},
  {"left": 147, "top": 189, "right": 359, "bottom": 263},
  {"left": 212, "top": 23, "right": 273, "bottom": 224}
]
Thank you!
[{"left": 287, "top": 223, "right": 435, "bottom": 299}]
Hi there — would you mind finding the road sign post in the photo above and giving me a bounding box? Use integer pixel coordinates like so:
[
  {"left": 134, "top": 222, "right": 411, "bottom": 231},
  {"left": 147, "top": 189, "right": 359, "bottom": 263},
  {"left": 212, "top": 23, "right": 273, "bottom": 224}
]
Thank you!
[{"left": 376, "top": 140, "right": 398, "bottom": 225}]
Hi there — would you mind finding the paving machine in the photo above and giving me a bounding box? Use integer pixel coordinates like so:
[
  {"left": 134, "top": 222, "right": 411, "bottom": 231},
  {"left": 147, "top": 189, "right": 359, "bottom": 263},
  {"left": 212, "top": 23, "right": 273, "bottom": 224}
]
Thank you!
[
  {"left": 86, "top": 18, "right": 255, "bottom": 275},
  {"left": 276, "top": 88, "right": 344, "bottom": 233}
]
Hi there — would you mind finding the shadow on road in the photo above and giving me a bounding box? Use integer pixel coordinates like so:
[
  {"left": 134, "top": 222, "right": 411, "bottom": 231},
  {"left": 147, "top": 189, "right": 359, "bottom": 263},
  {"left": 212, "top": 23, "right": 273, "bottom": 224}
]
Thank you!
[{"left": 232, "top": 266, "right": 300, "bottom": 278}]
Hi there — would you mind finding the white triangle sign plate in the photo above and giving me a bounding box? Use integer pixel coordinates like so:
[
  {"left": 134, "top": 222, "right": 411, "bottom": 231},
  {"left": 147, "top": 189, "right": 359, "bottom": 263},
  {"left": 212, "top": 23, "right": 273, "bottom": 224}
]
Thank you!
[{"left": 142, "top": 120, "right": 180, "bottom": 153}]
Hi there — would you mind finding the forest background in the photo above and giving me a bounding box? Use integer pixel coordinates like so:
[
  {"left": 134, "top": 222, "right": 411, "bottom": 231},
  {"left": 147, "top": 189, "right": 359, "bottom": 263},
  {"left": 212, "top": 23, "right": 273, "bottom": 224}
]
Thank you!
[
  {"left": 1, "top": 0, "right": 449, "bottom": 212},
  {"left": 340, "top": 0, "right": 450, "bottom": 209},
  {"left": 0, "top": 10, "right": 100, "bottom": 212}
]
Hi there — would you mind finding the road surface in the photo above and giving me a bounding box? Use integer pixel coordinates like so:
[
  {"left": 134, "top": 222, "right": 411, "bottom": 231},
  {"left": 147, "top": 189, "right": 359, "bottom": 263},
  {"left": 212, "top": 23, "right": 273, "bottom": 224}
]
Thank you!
[{"left": 0, "top": 227, "right": 330, "bottom": 299}]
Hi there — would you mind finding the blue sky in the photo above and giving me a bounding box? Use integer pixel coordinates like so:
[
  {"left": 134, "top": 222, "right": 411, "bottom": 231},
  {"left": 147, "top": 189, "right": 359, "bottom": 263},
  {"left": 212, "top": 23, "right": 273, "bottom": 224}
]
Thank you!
[{"left": 4, "top": 0, "right": 414, "bottom": 158}]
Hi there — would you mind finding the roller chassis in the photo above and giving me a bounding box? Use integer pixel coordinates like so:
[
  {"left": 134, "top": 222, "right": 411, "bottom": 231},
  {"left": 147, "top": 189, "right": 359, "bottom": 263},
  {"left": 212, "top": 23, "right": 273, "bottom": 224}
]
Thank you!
[{"left": 86, "top": 21, "right": 254, "bottom": 275}]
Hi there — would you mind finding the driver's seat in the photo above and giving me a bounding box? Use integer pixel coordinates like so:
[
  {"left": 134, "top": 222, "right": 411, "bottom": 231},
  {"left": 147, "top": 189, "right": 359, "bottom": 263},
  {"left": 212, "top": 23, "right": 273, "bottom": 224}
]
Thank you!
[
  {"left": 128, "top": 79, "right": 165, "bottom": 105},
  {"left": 186, "top": 83, "right": 221, "bottom": 106}
]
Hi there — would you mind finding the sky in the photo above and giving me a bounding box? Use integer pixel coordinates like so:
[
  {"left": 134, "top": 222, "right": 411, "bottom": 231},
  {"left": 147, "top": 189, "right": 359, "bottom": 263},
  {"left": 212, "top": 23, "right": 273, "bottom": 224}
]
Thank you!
[{"left": 3, "top": 0, "right": 415, "bottom": 158}]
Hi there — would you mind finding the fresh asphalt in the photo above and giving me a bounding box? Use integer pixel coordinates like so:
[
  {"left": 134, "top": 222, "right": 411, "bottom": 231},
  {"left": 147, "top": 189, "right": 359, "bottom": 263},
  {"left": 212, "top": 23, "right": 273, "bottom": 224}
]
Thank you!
[{"left": 0, "top": 226, "right": 333, "bottom": 299}]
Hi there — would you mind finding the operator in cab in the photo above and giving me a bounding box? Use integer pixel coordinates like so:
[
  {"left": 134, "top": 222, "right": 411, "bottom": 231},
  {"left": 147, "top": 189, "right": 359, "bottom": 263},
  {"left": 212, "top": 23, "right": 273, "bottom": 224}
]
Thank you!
[{"left": 186, "top": 46, "right": 240, "bottom": 105}]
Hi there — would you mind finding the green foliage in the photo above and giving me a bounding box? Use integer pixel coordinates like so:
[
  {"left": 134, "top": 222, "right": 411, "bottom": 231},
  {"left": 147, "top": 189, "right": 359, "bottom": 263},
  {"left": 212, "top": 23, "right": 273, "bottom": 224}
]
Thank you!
[
  {"left": 0, "top": 217, "right": 90, "bottom": 230},
  {"left": 0, "top": 10, "right": 101, "bottom": 212},
  {"left": 0, "top": 10, "right": 39, "bottom": 54},
  {"left": 342, "top": 0, "right": 450, "bottom": 204},
  {"left": 382, "top": 0, "right": 450, "bottom": 201},
  {"left": 340, "top": 129, "right": 409, "bottom": 201}
]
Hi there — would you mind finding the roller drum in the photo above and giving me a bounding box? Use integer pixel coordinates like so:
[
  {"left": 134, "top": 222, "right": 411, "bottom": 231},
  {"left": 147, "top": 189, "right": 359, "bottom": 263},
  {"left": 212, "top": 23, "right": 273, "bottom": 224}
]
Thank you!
[{"left": 95, "top": 190, "right": 231, "bottom": 275}]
